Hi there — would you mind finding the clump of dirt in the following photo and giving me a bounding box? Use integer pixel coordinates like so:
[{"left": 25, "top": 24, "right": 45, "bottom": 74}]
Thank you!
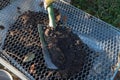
[
  {"left": 19, "top": 9, "right": 61, "bottom": 25},
  {"left": 9, "top": 10, "right": 89, "bottom": 78},
  {"left": 45, "top": 26, "right": 87, "bottom": 77},
  {"left": 19, "top": 10, "right": 49, "bottom": 25}
]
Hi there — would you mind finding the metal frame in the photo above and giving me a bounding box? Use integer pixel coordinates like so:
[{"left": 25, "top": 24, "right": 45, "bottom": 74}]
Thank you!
[{"left": 0, "top": 57, "right": 30, "bottom": 80}]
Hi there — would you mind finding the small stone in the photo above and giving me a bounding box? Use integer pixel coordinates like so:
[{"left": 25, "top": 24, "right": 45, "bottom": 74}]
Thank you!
[{"left": 45, "top": 28, "right": 50, "bottom": 36}]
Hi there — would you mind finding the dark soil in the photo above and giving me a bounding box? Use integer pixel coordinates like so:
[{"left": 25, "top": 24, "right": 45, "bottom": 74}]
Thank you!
[
  {"left": 44, "top": 27, "right": 87, "bottom": 77},
  {"left": 4, "top": 10, "right": 89, "bottom": 79}
]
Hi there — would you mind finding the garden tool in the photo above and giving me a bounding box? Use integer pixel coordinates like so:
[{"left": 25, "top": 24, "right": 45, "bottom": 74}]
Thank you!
[{"left": 36, "top": 0, "right": 59, "bottom": 70}]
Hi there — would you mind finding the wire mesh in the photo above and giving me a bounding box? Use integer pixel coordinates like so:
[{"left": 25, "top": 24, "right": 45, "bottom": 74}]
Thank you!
[
  {"left": 0, "top": 0, "right": 120, "bottom": 80},
  {"left": 0, "top": 0, "right": 10, "bottom": 10}
]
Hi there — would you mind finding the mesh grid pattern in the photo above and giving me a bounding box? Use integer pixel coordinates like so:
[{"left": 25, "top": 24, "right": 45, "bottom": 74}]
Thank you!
[
  {"left": 0, "top": 0, "right": 120, "bottom": 80},
  {"left": 0, "top": 0, "right": 10, "bottom": 10},
  {"left": 2, "top": 11, "right": 93, "bottom": 80}
]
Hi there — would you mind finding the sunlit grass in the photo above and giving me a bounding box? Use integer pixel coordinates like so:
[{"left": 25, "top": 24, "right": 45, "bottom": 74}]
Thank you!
[{"left": 72, "top": 0, "right": 120, "bottom": 28}]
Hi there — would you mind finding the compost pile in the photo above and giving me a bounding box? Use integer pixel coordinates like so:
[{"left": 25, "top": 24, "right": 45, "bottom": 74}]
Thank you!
[{"left": 3, "top": 9, "right": 90, "bottom": 79}]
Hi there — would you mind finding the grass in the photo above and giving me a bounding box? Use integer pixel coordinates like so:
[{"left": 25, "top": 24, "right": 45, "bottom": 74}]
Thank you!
[{"left": 72, "top": 0, "right": 120, "bottom": 28}]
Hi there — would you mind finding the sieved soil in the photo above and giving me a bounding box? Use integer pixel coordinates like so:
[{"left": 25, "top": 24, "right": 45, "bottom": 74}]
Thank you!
[{"left": 4, "top": 10, "right": 90, "bottom": 79}]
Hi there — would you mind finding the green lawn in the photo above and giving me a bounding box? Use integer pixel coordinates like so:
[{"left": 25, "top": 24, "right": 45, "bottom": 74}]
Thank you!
[{"left": 72, "top": 0, "right": 120, "bottom": 28}]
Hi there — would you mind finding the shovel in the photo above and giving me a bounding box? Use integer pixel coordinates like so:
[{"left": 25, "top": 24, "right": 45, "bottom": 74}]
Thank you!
[
  {"left": 37, "top": 24, "right": 58, "bottom": 70},
  {"left": 36, "top": 0, "right": 58, "bottom": 69}
]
